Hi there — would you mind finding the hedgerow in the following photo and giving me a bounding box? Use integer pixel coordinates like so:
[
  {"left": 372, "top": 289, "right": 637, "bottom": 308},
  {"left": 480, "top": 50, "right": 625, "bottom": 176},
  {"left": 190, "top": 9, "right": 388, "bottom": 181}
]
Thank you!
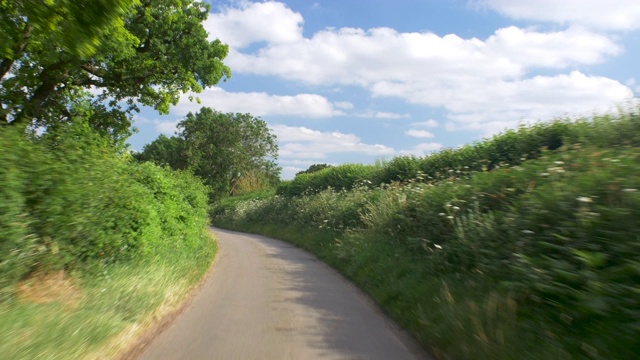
[
  {"left": 213, "top": 106, "right": 640, "bottom": 358},
  {"left": 0, "top": 124, "right": 211, "bottom": 301},
  {"left": 277, "top": 107, "right": 640, "bottom": 196}
]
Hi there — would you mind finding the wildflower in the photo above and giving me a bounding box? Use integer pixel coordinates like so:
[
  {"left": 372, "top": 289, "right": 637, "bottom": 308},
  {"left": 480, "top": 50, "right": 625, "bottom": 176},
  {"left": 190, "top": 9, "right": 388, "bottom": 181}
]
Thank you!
[
  {"left": 452, "top": 206, "right": 460, "bottom": 210},
  {"left": 540, "top": 173, "right": 550, "bottom": 177},
  {"left": 576, "top": 196, "right": 592, "bottom": 203},
  {"left": 439, "top": 213, "right": 446, "bottom": 216},
  {"left": 434, "top": 244, "right": 442, "bottom": 249},
  {"left": 554, "top": 161, "right": 565, "bottom": 165},
  {"left": 623, "top": 188, "right": 638, "bottom": 192},
  {"left": 585, "top": 212, "right": 600, "bottom": 217},
  {"left": 447, "top": 216, "right": 454, "bottom": 220},
  {"left": 521, "top": 230, "right": 535, "bottom": 235}
]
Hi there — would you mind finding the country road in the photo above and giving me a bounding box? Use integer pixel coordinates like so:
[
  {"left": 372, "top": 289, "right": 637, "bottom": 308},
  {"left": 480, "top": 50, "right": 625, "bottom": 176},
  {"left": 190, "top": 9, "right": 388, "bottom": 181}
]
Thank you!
[{"left": 138, "top": 228, "right": 430, "bottom": 360}]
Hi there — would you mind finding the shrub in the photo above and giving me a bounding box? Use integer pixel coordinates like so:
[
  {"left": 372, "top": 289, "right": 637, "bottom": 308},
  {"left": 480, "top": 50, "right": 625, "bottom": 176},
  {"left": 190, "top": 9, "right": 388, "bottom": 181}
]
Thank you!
[{"left": 0, "top": 123, "right": 211, "bottom": 300}]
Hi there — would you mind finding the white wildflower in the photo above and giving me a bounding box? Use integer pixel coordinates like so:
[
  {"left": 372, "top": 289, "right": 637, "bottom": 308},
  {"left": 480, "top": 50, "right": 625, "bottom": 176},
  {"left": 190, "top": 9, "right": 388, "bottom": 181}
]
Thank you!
[{"left": 577, "top": 196, "right": 593, "bottom": 203}]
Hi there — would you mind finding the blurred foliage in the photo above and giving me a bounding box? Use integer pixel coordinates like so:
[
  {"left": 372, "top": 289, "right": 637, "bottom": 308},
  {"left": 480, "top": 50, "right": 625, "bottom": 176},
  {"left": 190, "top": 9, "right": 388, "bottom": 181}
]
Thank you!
[
  {"left": 277, "top": 163, "right": 379, "bottom": 196},
  {"left": 213, "top": 107, "right": 640, "bottom": 359},
  {"left": 1, "top": 0, "right": 230, "bottom": 144},
  {"left": 295, "top": 163, "right": 333, "bottom": 177},
  {"left": 277, "top": 105, "right": 640, "bottom": 197},
  {"left": 0, "top": 123, "right": 210, "bottom": 301}
]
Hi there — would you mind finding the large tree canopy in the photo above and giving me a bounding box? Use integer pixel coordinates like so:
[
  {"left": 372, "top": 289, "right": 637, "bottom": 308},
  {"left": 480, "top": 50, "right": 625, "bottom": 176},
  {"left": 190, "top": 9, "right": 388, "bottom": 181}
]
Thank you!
[
  {"left": 137, "top": 107, "right": 280, "bottom": 199},
  {"left": 1, "top": 0, "right": 230, "bottom": 143}
]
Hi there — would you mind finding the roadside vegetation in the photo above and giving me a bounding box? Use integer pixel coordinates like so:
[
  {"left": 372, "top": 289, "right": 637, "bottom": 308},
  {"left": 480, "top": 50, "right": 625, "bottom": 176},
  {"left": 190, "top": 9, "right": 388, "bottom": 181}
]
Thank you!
[
  {"left": 0, "top": 123, "right": 216, "bottom": 358},
  {"left": 0, "top": 0, "right": 259, "bottom": 358},
  {"left": 212, "top": 107, "right": 640, "bottom": 359}
]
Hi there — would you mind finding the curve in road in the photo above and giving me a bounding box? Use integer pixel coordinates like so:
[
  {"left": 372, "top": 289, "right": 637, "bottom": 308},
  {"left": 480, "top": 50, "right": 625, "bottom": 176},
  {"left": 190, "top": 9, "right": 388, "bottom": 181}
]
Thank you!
[{"left": 139, "top": 228, "right": 430, "bottom": 360}]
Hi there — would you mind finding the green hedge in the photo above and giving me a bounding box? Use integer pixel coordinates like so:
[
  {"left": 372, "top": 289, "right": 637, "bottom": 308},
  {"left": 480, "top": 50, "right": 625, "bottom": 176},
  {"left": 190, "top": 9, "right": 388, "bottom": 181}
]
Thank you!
[
  {"left": 277, "top": 163, "right": 379, "bottom": 196},
  {"left": 0, "top": 124, "right": 210, "bottom": 300},
  {"left": 278, "top": 107, "right": 640, "bottom": 196}
]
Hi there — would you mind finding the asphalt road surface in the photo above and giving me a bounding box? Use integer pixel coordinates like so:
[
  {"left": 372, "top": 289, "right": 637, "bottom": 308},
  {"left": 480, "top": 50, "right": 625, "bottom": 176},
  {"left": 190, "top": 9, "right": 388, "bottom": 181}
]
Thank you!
[{"left": 139, "top": 228, "right": 430, "bottom": 360}]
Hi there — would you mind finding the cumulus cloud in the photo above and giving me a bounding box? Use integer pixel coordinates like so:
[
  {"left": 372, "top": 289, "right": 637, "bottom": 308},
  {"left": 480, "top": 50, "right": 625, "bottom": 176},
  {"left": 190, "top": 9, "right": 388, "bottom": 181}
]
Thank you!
[
  {"left": 205, "top": 1, "right": 303, "bottom": 47},
  {"left": 376, "top": 71, "right": 633, "bottom": 131},
  {"left": 480, "top": 0, "right": 640, "bottom": 31},
  {"left": 410, "top": 119, "right": 439, "bottom": 127},
  {"left": 271, "top": 124, "right": 395, "bottom": 159},
  {"left": 356, "top": 111, "right": 411, "bottom": 119},
  {"left": 406, "top": 129, "right": 435, "bottom": 138},
  {"left": 205, "top": 2, "right": 632, "bottom": 132},
  {"left": 203, "top": 1, "right": 635, "bottom": 137},
  {"left": 225, "top": 24, "right": 620, "bottom": 85},
  {"left": 174, "top": 87, "right": 344, "bottom": 118}
]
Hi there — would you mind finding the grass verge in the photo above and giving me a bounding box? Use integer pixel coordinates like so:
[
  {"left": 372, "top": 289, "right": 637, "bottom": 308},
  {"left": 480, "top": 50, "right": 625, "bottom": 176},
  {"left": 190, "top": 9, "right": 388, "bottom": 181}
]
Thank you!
[
  {"left": 213, "top": 124, "right": 640, "bottom": 359},
  {"left": 0, "top": 232, "right": 216, "bottom": 360}
]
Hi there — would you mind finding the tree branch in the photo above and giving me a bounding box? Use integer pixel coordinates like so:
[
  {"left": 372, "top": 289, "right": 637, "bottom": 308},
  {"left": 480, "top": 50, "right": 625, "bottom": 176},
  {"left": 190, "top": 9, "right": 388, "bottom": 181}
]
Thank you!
[
  {"left": 12, "top": 61, "right": 70, "bottom": 125},
  {"left": 0, "top": 23, "right": 32, "bottom": 79}
]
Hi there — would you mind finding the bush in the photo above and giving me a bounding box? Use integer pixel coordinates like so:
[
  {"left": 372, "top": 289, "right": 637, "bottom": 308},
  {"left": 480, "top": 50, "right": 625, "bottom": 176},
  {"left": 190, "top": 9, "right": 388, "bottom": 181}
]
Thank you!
[
  {"left": 0, "top": 123, "right": 211, "bottom": 300},
  {"left": 212, "top": 106, "right": 640, "bottom": 358},
  {"left": 277, "top": 163, "right": 379, "bottom": 196}
]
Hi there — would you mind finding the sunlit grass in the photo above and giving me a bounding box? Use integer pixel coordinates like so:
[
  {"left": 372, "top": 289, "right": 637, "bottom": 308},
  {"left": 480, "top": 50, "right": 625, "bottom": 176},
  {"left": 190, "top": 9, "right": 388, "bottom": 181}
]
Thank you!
[{"left": 0, "top": 234, "right": 216, "bottom": 360}]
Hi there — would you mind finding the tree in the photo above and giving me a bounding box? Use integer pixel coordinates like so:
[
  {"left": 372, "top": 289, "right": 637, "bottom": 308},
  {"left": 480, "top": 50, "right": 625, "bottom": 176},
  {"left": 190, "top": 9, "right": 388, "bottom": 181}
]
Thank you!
[
  {"left": 133, "top": 134, "right": 187, "bottom": 170},
  {"left": 296, "top": 163, "right": 333, "bottom": 177},
  {"left": 139, "top": 107, "right": 280, "bottom": 199},
  {"left": 1, "top": 0, "right": 230, "bottom": 144}
]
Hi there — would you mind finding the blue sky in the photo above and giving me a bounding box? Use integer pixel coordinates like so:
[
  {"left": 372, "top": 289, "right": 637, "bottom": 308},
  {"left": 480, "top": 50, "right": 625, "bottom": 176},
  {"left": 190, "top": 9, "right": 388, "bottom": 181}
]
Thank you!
[{"left": 129, "top": 0, "right": 640, "bottom": 179}]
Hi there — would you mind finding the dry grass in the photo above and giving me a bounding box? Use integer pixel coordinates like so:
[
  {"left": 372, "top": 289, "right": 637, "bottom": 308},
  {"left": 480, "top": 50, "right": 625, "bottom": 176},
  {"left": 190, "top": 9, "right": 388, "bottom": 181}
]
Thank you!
[{"left": 17, "top": 270, "right": 83, "bottom": 309}]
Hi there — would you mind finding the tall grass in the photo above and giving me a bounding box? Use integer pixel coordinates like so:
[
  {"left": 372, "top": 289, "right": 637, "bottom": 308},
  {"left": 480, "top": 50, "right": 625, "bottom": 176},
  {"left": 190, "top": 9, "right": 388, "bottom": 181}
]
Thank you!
[{"left": 212, "top": 107, "right": 640, "bottom": 359}]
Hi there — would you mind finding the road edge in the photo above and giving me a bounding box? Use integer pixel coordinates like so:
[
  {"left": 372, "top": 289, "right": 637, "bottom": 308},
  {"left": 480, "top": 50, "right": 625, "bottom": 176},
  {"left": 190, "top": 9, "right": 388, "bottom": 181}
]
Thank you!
[{"left": 115, "top": 228, "right": 221, "bottom": 360}]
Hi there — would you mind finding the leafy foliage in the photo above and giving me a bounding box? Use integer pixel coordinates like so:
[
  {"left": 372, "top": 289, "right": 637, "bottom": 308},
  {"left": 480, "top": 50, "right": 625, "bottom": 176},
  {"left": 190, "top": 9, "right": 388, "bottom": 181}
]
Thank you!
[
  {"left": 0, "top": 124, "right": 210, "bottom": 301},
  {"left": 295, "top": 163, "right": 333, "bottom": 177},
  {"left": 137, "top": 107, "right": 280, "bottom": 200},
  {"left": 277, "top": 163, "right": 378, "bottom": 196},
  {"left": 1, "top": 0, "right": 230, "bottom": 144}
]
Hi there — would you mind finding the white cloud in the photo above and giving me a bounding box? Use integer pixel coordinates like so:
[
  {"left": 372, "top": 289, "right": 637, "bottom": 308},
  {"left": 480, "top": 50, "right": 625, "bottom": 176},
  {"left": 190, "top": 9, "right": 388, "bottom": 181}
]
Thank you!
[
  {"left": 206, "top": 1, "right": 634, "bottom": 134},
  {"left": 406, "top": 129, "right": 435, "bottom": 138},
  {"left": 410, "top": 119, "right": 439, "bottom": 127},
  {"left": 227, "top": 24, "right": 620, "bottom": 85},
  {"left": 334, "top": 101, "right": 354, "bottom": 109},
  {"left": 205, "top": 1, "right": 303, "bottom": 48},
  {"left": 399, "top": 142, "right": 443, "bottom": 156},
  {"left": 356, "top": 111, "right": 411, "bottom": 119},
  {"left": 485, "top": 26, "right": 622, "bottom": 69},
  {"left": 481, "top": 0, "right": 640, "bottom": 31},
  {"left": 271, "top": 124, "right": 395, "bottom": 159},
  {"left": 174, "top": 87, "right": 344, "bottom": 118},
  {"left": 375, "top": 71, "right": 633, "bottom": 133},
  {"left": 154, "top": 120, "right": 179, "bottom": 135}
]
